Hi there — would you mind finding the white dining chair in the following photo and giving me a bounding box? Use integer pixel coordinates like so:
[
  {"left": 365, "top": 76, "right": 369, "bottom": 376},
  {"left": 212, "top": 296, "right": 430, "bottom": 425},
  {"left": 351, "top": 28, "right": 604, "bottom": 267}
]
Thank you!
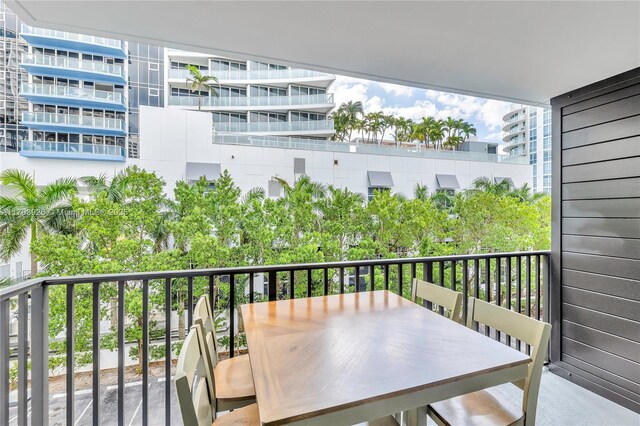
[
  {"left": 175, "top": 324, "right": 260, "bottom": 426},
  {"left": 193, "top": 296, "right": 256, "bottom": 411},
  {"left": 411, "top": 278, "right": 463, "bottom": 322},
  {"left": 426, "top": 298, "right": 552, "bottom": 426}
]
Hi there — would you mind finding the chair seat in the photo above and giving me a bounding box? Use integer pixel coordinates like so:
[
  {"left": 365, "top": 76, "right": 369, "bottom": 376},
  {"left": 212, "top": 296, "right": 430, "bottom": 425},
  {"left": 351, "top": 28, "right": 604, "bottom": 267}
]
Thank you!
[
  {"left": 428, "top": 387, "right": 525, "bottom": 426},
  {"left": 213, "top": 403, "right": 260, "bottom": 425},
  {"left": 215, "top": 354, "right": 256, "bottom": 401}
]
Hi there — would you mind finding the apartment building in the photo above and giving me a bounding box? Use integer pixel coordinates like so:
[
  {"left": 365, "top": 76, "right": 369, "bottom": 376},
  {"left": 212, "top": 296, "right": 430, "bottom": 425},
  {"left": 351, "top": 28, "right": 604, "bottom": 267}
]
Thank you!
[
  {"left": 166, "top": 50, "right": 335, "bottom": 139},
  {"left": 502, "top": 105, "right": 552, "bottom": 193}
]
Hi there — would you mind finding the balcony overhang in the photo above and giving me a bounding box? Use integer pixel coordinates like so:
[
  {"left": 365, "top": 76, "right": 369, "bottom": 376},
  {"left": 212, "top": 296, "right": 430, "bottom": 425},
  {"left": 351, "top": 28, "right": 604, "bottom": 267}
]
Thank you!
[{"left": 6, "top": 1, "right": 640, "bottom": 106}]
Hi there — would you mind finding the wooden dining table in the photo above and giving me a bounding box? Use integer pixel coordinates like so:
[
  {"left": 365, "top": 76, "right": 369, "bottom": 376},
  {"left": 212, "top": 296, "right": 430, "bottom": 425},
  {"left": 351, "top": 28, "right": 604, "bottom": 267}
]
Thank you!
[{"left": 241, "top": 290, "right": 531, "bottom": 426}]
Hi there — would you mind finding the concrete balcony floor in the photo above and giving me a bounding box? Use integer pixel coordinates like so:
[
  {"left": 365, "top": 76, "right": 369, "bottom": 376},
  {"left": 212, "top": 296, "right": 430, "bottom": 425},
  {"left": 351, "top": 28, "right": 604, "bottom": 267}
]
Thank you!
[{"left": 426, "top": 368, "right": 639, "bottom": 426}]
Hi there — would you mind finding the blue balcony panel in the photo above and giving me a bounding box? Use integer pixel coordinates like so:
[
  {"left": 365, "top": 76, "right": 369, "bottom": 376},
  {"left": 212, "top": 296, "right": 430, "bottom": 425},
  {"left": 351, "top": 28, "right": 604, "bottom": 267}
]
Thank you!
[
  {"left": 20, "top": 141, "right": 126, "bottom": 162},
  {"left": 20, "top": 83, "right": 127, "bottom": 112},
  {"left": 20, "top": 63, "right": 126, "bottom": 85},
  {"left": 21, "top": 94, "right": 127, "bottom": 112},
  {"left": 22, "top": 112, "right": 127, "bottom": 136},
  {"left": 20, "top": 26, "right": 126, "bottom": 59}
]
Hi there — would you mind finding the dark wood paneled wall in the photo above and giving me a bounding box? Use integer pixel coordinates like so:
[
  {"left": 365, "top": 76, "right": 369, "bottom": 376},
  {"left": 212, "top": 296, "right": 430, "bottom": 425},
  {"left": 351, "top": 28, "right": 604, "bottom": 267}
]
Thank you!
[{"left": 550, "top": 68, "right": 640, "bottom": 413}]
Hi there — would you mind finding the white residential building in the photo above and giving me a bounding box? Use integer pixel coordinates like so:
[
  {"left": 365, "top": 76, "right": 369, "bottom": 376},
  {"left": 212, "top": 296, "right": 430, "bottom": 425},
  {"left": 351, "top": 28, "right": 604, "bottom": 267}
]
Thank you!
[{"left": 502, "top": 105, "right": 552, "bottom": 193}]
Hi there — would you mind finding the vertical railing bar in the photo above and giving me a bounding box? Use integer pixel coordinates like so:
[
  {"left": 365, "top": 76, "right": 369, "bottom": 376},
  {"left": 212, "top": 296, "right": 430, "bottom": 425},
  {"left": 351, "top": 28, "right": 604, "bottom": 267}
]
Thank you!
[
  {"left": 525, "top": 256, "right": 532, "bottom": 355},
  {"left": 398, "top": 264, "right": 403, "bottom": 297},
  {"left": 369, "top": 265, "right": 375, "bottom": 291},
  {"left": 92, "top": 282, "right": 100, "bottom": 426},
  {"left": 0, "top": 299, "right": 9, "bottom": 426},
  {"left": 339, "top": 267, "right": 345, "bottom": 294},
  {"left": 66, "top": 284, "right": 75, "bottom": 426},
  {"left": 268, "top": 271, "right": 277, "bottom": 301},
  {"left": 165, "top": 277, "right": 171, "bottom": 426},
  {"left": 142, "top": 279, "right": 149, "bottom": 426},
  {"left": 117, "top": 280, "right": 125, "bottom": 426},
  {"left": 384, "top": 265, "right": 389, "bottom": 291},
  {"left": 323, "top": 268, "right": 329, "bottom": 296},
  {"left": 448, "top": 260, "right": 456, "bottom": 317},
  {"left": 209, "top": 275, "right": 215, "bottom": 312},
  {"left": 506, "top": 258, "right": 512, "bottom": 347},
  {"left": 542, "top": 254, "right": 551, "bottom": 363},
  {"left": 462, "top": 260, "right": 468, "bottom": 325},
  {"left": 229, "top": 274, "right": 236, "bottom": 357},
  {"left": 249, "top": 273, "right": 255, "bottom": 304},
  {"left": 516, "top": 256, "right": 522, "bottom": 351},
  {"left": 307, "top": 269, "right": 312, "bottom": 297},
  {"left": 495, "top": 257, "right": 501, "bottom": 342},
  {"left": 536, "top": 254, "right": 542, "bottom": 321},
  {"left": 438, "top": 262, "right": 445, "bottom": 315},
  {"left": 484, "top": 258, "right": 491, "bottom": 336},
  {"left": 31, "top": 285, "right": 48, "bottom": 426},
  {"left": 410, "top": 263, "right": 417, "bottom": 282},
  {"left": 289, "top": 270, "right": 295, "bottom": 299},
  {"left": 355, "top": 266, "right": 361, "bottom": 293},
  {"left": 425, "top": 261, "right": 433, "bottom": 310},
  {"left": 17, "top": 293, "right": 28, "bottom": 425},
  {"left": 473, "top": 260, "right": 479, "bottom": 331},
  {"left": 187, "top": 276, "right": 194, "bottom": 329}
]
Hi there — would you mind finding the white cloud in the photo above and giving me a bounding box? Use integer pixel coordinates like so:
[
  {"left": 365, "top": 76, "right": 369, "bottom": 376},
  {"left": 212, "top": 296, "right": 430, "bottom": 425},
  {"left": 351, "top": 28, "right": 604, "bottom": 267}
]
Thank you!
[
  {"left": 378, "top": 82, "right": 415, "bottom": 97},
  {"left": 478, "top": 100, "right": 512, "bottom": 131},
  {"left": 330, "top": 76, "right": 371, "bottom": 107}
]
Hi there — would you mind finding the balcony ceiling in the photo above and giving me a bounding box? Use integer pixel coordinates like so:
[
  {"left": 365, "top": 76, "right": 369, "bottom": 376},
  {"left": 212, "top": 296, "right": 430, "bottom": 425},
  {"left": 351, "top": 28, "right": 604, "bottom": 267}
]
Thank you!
[{"left": 8, "top": 1, "right": 640, "bottom": 106}]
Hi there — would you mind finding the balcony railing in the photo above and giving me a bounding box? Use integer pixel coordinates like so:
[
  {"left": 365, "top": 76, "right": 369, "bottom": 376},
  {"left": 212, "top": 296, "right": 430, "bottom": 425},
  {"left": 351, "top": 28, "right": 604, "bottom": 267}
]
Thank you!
[
  {"left": 168, "top": 68, "right": 333, "bottom": 81},
  {"left": 0, "top": 251, "right": 548, "bottom": 425},
  {"left": 168, "top": 93, "right": 334, "bottom": 108},
  {"left": 21, "top": 54, "right": 124, "bottom": 78},
  {"left": 21, "top": 82, "right": 125, "bottom": 107},
  {"left": 20, "top": 25, "right": 124, "bottom": 51},
  {"left": 22, "top": 111, "right": 126, "bottom": 132},
  {"left": 214, "top": 134, "right": 530, "bottom": 164},
  {"left": 19, "top": 140, "right": 126, "bottom": 161},
  {"left": 214, "top": 119, "right": 335, "bottom": 133}
]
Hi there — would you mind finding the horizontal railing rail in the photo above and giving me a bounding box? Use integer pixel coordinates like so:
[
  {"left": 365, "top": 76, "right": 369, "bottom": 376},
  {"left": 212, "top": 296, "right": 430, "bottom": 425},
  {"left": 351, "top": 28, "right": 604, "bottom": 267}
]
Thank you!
[
  {"left": 20, "top": 140, "right": 126, "bottom": 158},
  {"left": 168, "top": 67, "right": 333, "bottom": 81},
  {"left": 22, "top": 111, "right": 126, "bottom": 131},
  {"left": 21, "top": 25, "right": 124, "bottom": 50},
  {"left": 21, "top": 82, "right": 125, "bottom": 105},
  {"left": 0, "top": 250, "right": 550, "bottom": 426},
  {"left": 214, "top": 119, "right": 335, "bottom": 133},
  {"left": 214, "top": 133, "right": 531, "bottom": 164},
  {"left": 21, "top": 53, "right": 124, "bottom": 77},
  {"left": 168, "top": 93, "right": 334, "bottom": 108}
]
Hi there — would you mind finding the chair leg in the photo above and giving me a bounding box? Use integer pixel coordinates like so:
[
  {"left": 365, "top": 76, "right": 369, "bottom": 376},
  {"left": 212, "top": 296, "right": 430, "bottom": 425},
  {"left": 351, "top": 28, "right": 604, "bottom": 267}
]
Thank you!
[{"left": 403, "top": 406, "right": 427, "bottom": 426}]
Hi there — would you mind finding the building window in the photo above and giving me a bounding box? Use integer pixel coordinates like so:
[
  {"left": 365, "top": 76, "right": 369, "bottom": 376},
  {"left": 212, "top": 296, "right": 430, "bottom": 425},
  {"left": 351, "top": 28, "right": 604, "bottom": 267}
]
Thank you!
[
  {"left": 368, "top": 187, "right": 390, "bottom": 202},
  {"left": 149, "top": 88, "right": 159, "bottom": 97}
]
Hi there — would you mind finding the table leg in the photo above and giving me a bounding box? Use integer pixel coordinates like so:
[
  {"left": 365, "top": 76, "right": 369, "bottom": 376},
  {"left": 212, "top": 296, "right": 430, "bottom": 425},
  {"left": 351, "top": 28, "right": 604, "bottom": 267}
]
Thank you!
[{"left": 404, "top": 406, "right": 427, "bottom": 426}]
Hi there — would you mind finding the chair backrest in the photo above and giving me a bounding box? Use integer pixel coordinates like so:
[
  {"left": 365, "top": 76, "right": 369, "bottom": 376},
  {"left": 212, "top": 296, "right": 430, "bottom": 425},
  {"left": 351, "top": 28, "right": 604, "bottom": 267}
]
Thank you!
[
  {"left": 175, "top": 325, "right": 214, "bottom": 426},
  {"left": 466, "top": 298, "right": 551, "bottom": 426},
  {"left": 411, "top": 278, "right": 463, "bottom": 322},
  {"left": 194, "top": 295, "right": 219, "bottom": 363}
]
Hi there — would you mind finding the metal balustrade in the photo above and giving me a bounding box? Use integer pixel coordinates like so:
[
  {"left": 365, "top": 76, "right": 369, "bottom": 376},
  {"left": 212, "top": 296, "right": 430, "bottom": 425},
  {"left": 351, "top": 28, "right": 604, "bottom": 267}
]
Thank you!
[
  {"left": 21, "top": 83, "right": 125, "bottom": 106},
  {"left": 168, "top": 68, "right": 333, "bottom": 81},
  {"left": 0, "top": 251, "right": 549, "bottom": 426},
  {"left": 20, "top": 140, "right": 126, "bottom": 158},
  {"left": 21, "top": 54, "right": 124, "bottom": 77},
  {"left": 21, "top": 25, "right": 124, "bottom": 50},
  {"left": 22, "top": 111, "right": 126, "bottom": 132},
  {"left": 214, "top": 119, "right": 335, "bottom": 133},
  {"left": 168, "top": 93, "right": 334, "bottom": 108}
]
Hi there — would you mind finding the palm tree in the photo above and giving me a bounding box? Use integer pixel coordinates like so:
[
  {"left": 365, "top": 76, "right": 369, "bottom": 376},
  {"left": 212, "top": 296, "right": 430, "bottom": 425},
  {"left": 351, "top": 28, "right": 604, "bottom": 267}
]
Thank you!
[
  {"left": 414, "top": 183, "right": 430, "bottom": 201},
  {"left": 429, "top": 119, "right": 446, "bottom": 149},
  {"left": 0, "top": 170, "right": 77, "bottom": 275},
  {"left": 461, "top": 121, "right": 477, "bottom": 142},
  {"left": 185, "top": 64, "right": 219, "bottom": 111},
  {"left": 337, "top": 101, "right": 364, "bottom": 142},
  {"left": 80, "top": 173, "right": 126, "bottom": 203}
]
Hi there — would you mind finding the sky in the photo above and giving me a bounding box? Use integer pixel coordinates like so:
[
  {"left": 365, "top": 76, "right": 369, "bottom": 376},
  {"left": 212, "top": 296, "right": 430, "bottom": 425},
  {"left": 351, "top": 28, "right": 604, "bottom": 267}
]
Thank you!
[{"left": 330, "top": 75, "right": 514, "bottom": 143}]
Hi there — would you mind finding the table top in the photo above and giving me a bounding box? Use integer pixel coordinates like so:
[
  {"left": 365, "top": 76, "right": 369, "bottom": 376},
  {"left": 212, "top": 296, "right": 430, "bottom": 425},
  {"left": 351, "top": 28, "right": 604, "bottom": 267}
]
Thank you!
[{"left": 241, "top": 290, "right": 531, "bottom": 425}]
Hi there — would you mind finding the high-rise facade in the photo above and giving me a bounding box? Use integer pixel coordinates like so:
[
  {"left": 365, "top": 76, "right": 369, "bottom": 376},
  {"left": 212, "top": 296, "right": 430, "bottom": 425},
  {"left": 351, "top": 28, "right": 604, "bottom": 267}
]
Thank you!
[
  {"left": 165, "top": 50, "right": 335, "bottom": 139},
  {"left": 502, "top": 105, "right": 551, "bottom": 193},
  {"left": 0, "top": 0, "right": 336, "bottom": 161}
]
